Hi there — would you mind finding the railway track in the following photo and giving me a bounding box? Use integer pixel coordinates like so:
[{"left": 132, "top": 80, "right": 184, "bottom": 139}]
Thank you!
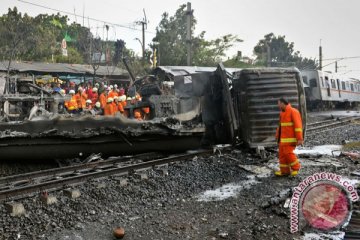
[
  {"left": 306, "top": 116, "right": 360, "bottom": 134},
  {"left": 0, "top": 149, "right": 219, "bottom": 201}
]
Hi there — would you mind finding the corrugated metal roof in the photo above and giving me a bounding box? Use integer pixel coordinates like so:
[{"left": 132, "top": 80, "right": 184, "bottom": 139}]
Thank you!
[{"left": 0, "top": 61, "right": 129, "bottom": 77}]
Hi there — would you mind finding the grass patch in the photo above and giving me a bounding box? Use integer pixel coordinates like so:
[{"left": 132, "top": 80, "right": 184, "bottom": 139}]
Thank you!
[{"left": 342, "top": 141, "right": 360, "bottom": 150}]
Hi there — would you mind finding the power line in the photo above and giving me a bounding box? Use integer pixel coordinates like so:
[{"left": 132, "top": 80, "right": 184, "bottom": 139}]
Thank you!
[
  {"left": 323, "top": 56, "right": 360, "bottom": 61},
  {"left": 16, "top": 0, "right": 155, "bottom": 34}
]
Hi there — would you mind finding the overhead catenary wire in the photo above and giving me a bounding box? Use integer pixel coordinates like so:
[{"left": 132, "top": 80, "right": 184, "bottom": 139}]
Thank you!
[
  {"left": 322, "top": 56, "right": 360, "bottom": 61},
  {"left": 16, "top": 0, "right": 155, "bottom": 34}
]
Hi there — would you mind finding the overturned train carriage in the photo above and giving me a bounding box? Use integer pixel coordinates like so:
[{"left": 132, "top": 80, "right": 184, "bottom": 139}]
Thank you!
[
  {"left": 231, "top": 68, "right": 306, "bottom": 147},
  {"left": 0, "top": 65, "right": 306, "bottom": 160}
]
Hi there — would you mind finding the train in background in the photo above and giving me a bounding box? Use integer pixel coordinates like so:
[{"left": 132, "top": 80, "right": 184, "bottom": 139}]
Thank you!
[{"left": 301, "top": 70, "right": 360, "bottom": 110}]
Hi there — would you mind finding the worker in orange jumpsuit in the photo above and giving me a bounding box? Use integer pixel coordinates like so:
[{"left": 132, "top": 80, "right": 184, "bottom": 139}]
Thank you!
[
  {"left": 104, "top": 98, "right": 116, "bottom": 116},
  {"left": 64, "top": 90, "right": 78, "bottom": 114},
  {"left": 275, "top": 97, "right": 304, "bottom": 177},
  {"left": 108, "top": 85, "right": 118, "bottom": 99},
  {"left": 75, "top": 87, "right": 88, "bottom": 111},
  {"left": 113, "top": 96, "right": 124, "bottom": 115},
  {"left": 91, "top": 87, "right": 99, "bottom": 106},
  {"left": 99, "top": 87, "right": 109, "bottom": 109}
]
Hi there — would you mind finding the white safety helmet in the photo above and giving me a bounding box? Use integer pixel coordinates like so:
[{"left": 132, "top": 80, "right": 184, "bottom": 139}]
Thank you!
[
  {"left": 95, "top": 83, "right": 100, "bottom": 87},
  {"left": 114, "top": 84, "right": 118, "bottom": 88},
  {"left": 92, "top": 87, "right": 98, "bottom": 92},
  {"left": 110, "top": 85, "right": 114, "bottom": 89},
  {"left": 119, "top": 95, "right": 126, "bottom": 102},
  {"left": 107, "top": 98, "right": 113, "bottom": 103},
  {"left": 113, "top": 96, "right": 118, "bottom": 101},
  {"left": 86, "top": 99, "right": 92, "bottom": 104},
  {"left": 69, "top": 90, "right": 75, "bottom": 94},
  {"left": 77, "top": 87, "right": 83, "bottom": 92},
  {"left": 95, "top": 102, "right": 101, "bottom": 108},
  {"left": 126, "top": 97, "right": 132, "bottom": 101}
]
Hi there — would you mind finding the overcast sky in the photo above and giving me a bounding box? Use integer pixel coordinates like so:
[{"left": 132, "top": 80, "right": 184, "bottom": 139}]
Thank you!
[{"left": 1, "top": 0, "right": 360, "bottom": 78}]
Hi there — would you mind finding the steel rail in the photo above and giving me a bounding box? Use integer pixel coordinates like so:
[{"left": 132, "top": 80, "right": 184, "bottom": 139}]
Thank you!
[
  {"left": 0, "top": 152, "right": 160, "bottom": 185},
  {"left": 307, "top": 117, "right": 360, "bottom": 133},
  {"left": 307, "top": 116, "right": 355, "bottom": 128},
  {"left": 0, "top": 149, "right": 213, "bottom": 201}
]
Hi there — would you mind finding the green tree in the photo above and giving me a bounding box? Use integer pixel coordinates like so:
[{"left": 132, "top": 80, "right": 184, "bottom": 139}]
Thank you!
[
  {"left": 253, "top": 33, "right": 317, "bottom": 69},
  {"left": 0, "top": 7, "right": 39, "bottom": 92},
  {"left": 54, "top": 47, "right": 83, "bottom": 64},
  {"left": 153, "top": 4, "right": 241, "bottom": 66}
]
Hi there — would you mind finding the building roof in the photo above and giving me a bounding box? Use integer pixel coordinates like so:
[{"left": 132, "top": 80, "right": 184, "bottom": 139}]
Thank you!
[{"left": 0, "top": 61, "right": 129, "bottom": 77}]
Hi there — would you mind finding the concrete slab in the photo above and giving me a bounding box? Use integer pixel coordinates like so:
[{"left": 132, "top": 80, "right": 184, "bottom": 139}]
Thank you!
[
  {"left": 64, "top": 189, "right": 81, "bottom": 199},
  {"left": 5, "top": 202, "right": 25, "bottom": 216}
]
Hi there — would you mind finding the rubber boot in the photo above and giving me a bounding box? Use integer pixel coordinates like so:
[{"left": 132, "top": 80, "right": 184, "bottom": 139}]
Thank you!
[{"left": 274, "top": 171, "right": 289, "bottom": 176}]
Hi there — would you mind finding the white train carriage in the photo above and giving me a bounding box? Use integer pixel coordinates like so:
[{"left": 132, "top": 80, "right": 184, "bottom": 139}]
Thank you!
[{"left": 301, "top": 70, "right": 360, "bottom": 109}]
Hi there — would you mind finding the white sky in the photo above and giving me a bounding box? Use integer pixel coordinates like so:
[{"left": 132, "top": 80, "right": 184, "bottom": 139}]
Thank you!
[{"left": 1, "top": 0, "right": 360, "bottom": 78}]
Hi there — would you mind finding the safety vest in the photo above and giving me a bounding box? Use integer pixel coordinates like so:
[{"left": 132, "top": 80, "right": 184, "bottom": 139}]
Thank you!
[
  {"left": 65, "top": 96, "right": 78, "bottom": 111},
  {"left": 276, "top": 104, "right": 303, "bottom": 145}
]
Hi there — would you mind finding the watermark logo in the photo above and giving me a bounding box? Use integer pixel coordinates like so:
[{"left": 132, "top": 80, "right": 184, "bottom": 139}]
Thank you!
[{"left": 290, "top": 172, "right": 358, "bottom": 233}]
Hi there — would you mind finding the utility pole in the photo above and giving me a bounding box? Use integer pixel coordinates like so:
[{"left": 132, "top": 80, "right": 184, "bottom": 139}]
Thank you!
[
  {"left": 335, "top": 61, "right": 337, "bottom": 73},
  {"left": 186, "top": 2, "right": 192, "bottom": 66},
  {"left": 266, "top": 42, "right": 271, "bottom": 67},
  {"left": 319, "top": 39, "right": 322, "bottom": 70},
  {"left": 136, "top": 9, "right": 147, "bottom": 63}
]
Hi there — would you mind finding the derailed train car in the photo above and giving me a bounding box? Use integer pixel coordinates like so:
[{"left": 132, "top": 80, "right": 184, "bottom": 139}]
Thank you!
[
  {"left": 159, "top": 65, "right": 306, "bottom": 148},
  {"left": 0, "top": 64, "right": 306, "bottom": 160}
]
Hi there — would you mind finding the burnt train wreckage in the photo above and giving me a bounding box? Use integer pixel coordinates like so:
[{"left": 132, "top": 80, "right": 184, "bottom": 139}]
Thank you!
[{"left": 0, "top": 63, "right": 306, "bottom": 160}]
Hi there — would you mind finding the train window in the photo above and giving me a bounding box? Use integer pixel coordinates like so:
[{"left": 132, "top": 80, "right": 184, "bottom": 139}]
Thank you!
[
  {"left": 331, "top": 79, "right": 336, "bottom": 88},
  {"left": 302, "top": 76, "right": 308, "bottom": 85},
  {"left": 310, "top": 79, "right": 317, "bottom": 87},
  {"left": 341, "top": 82, "right": 346, "bottom": 90},
  {"left": 346, "top": 82, "right": 350, "bottom": 89},
  {"left": 325, "top": 77, "right": 330, "bottom": 88},
  {"left": 320, "top": 77, "right": 324, "bottom": 87},
  {"left": 350, "top": 84, "right": 354, "bottom": 92}
]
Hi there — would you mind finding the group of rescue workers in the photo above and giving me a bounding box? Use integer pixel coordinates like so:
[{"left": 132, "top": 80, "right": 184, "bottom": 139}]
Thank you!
[{"left": 50, "top": 80, "right": 154, "bottom": 121}]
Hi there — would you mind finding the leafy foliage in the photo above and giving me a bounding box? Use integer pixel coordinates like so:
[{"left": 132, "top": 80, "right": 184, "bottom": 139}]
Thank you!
[
  {"left": 0, "top": 7, "right": 38, "bottom": 63},
  {"left": 153, "top": 4, "right": 242, "bottom": 66},
  {"left": 253, "top": 33, "right": 317, "bottom": 70}
]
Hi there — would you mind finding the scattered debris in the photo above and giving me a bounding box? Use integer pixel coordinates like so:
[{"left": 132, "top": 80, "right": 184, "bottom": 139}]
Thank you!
[
  {"left": 295, "top": 145, "right": 343, "bottom": 157},
  {"left": 84, "top": 153, "right": 103, "bottom": 163},
  {"left": 341, "top": 151, "right": 360, "bottom": 160},
  {"left": 261, "top": 189, "right": 291, "bottom": 209}
]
